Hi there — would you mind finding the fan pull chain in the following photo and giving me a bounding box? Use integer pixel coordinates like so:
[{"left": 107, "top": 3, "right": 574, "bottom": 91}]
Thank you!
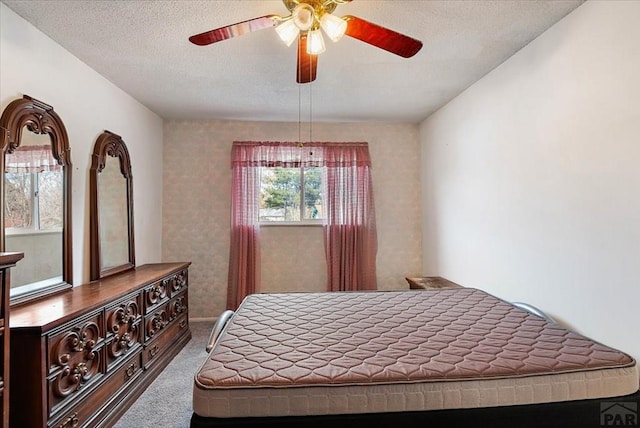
[
  {"left": 297, "top": 83, "right": 302, "bottom": 147},
  {"left": 307, "top": 57, "right": 314, "bottom": 156},
  {"left": 309, "top": 79, "right": 313, "bottom": 145}
]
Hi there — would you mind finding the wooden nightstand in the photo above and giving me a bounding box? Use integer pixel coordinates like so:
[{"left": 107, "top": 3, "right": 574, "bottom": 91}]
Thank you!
[{"left": 405, "top": 276, "right": 462, "bottom": 290}]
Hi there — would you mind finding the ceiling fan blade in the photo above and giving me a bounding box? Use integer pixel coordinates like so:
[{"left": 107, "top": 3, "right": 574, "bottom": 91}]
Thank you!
[
  {"left": 297, "top": 33, "right": 318, "bottom": 84},
  {"left": 343, "top": 15, "right": 423, "bottom": 58},
  {"left": 189, "top": 15, "right": 280, "bottom": 46}
]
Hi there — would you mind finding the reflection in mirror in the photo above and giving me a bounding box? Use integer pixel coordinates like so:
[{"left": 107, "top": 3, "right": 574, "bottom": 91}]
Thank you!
[
  {"left": 99, "top": 156, "right": 129, "bottom": 270},
  {"left": 0, "top": 95, "right": 73, "bottom": 304},
  {"left": 90, "top": 130, "right": 135, "bottom": 280},
  {"left": 4, "top": 130, "right": 63, "bottom": 289}
]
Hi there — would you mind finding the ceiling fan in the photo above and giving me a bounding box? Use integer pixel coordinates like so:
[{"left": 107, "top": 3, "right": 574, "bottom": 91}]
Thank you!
[{"left": 189, "top": 0, "right": 423, "bottom": 84}]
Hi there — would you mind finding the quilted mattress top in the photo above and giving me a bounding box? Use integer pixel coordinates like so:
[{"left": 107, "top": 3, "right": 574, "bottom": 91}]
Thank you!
[{"left": 196, "top": 289, "right": 635, "bottom": 389}]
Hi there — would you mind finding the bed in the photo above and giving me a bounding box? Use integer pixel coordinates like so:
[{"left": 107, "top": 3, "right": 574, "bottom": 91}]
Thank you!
[{"left": 191, "top": 288, "right": 639, "bottom": 427}]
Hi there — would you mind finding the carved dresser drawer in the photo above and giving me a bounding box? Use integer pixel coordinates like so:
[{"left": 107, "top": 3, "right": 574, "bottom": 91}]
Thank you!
[
  {"left": 142, "top": 313, "right": 189, "bottom": 370},
  {"left": 144, "top": 288, "right": 189, "bottom": 342},
  {"left": 143, "top": 278, "right": 170, "bottom": 315},
  {"left": 169, "top": 291, "right": 188, "bottom": 323},
  {"left": 10, "top": 262, "right": 191, "bottom": 428},
  {"left": 144, "top": 302, "right": 170, "bottom": 342},
  {"left": 49, "top": 349, "right": 142, "bottom": 428},
  {"left": 104, "top": 291, "right": 143, "bottom": 370},
  {"left": 46, "top": 311, "right": 105, "bottom": 417},
  {"left": 169, "top": 268, "right": 188, "bottom": 297}
]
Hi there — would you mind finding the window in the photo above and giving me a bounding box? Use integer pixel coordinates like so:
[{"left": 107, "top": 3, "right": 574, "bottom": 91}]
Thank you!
[
  {"left": 259, "top": 166, "right": 323, "bottom": 223},
  {"left": 228, "top": 141, "right": 377, "bottom": 309},
  {"left": 4, "top": 171, "right": 63, "bottom": 232}
]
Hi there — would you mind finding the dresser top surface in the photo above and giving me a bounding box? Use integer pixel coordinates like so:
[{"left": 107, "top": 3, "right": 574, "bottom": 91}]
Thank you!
[
  {"left": 10, "top": 262, "right": 190, "bottom": 330},
  {"left": 0, "top": 251, "right": 24, "bottom": 267}
]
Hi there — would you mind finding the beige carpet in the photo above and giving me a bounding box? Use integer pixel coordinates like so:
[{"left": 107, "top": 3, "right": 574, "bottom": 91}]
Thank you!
[{"left": 113, "top": 320, "right": 214, "bottom": 428}]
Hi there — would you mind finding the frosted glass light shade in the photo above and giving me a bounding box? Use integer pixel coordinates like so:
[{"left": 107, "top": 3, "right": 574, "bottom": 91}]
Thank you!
[
  {"left": 320, "top": 13, "right": 347, "bottom": 42},
  {"left": 307, "top": 29, "right": 326, "bottom": 55},
  {"left": 292, "top": 4, "right": 315, "bottom": 31},
  {"left": 275, "top": 19, "right": 299, "bottom": 47}
]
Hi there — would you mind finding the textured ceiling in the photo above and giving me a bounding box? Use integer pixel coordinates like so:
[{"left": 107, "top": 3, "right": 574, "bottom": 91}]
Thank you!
[{"left": 2, "top": 0, "right": 584, "bottom": 123}]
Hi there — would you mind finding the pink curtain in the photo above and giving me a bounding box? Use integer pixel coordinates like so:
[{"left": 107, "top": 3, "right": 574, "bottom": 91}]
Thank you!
[
  {"left": 227, "top": 144, "right": 261, "bottom": 310},
  {"left": 228, "top": 141, "right": 377, "bottom": 308},
  {"left": 5, "top": 145, "right": 61, "bottom": 173},
  {"left": 323, "top": 143, "right": 377, "bottom": 291}
]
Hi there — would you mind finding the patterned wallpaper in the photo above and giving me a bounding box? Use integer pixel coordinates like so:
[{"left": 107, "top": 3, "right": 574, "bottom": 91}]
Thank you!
[{"left": 163, "top": 120, "right": 422, "bottom": 318}]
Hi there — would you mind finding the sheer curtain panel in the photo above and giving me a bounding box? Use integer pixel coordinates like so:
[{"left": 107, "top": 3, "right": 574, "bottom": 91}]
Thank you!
[
  {"left": 5, "top": 145, "right": 61, "bottom": 172},
  {"left": 323, "top": 143, "right": 377, "bottom": 291},
  {"left": 227, "top": 144, "right": 261, "bottom": 310}
]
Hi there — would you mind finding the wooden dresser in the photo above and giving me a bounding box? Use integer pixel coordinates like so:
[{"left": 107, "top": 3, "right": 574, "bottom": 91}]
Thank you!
[
  {"left": 1, "top": 252, "right": 24, "bottom": 428},
  {"left": 9, "top": 262, "right": 191, "bottom": 428}
]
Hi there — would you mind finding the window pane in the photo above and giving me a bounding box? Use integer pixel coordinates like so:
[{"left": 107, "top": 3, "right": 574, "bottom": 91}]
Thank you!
[
  {"left": 4, "top": 173, "right": 32, "bottom": 228},
  {"left": 303, "top": 167, "right": 323, "bottom": 220},
  {"left": 260, "top": 167, "right": 301, "bottom": 221},
  {"left": 38, "top": 171, "right": 63, "bottom": 229}
]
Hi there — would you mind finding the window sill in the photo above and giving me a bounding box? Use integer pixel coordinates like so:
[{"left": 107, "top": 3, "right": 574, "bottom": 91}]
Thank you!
[
  {"left": 6, "top": 228, "right": 63, "bottom": 237},
  {"left": 259, "top": 222, "right": 323, "bottom": 227},
  {"left": 10, "top": 276, "right": 69, "bottom": 307}
]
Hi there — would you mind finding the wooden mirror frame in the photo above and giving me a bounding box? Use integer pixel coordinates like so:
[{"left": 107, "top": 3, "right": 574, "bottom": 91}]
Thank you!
[
  {"left": 89, "top": 130, "right": 135, "bottom": 281},
  {"left": 0, "top": 95, "right": 73, "bottom": 302}
]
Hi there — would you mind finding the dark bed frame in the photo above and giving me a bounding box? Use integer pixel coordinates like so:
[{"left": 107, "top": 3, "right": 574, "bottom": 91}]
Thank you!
[{"left": 190, "top": 389, "right": 640, "bottom": 428}]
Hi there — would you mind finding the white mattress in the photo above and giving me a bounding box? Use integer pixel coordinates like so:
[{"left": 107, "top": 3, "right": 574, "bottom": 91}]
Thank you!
[{"left": 193, "top": 290, "right": 639, "bottom": 418}]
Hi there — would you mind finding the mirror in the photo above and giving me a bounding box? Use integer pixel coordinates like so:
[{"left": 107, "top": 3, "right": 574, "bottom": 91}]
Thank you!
[
  {"left": 0, "top": 95, "right": 73, "bottom": 304},
  {"left": 89, "top": 130, "right": 135, "bottom": 280}
]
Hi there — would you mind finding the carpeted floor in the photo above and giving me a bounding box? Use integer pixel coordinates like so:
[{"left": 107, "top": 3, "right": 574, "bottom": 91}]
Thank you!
[{"left": 113, "top": 320, "right": 214, "bottom": 428}]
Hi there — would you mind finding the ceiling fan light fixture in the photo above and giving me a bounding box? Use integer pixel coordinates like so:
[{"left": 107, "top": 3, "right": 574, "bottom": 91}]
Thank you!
[
  {"left": 189, "top": 0, "right": 424, "bottom": 83},
  {"left": 292, "top": 3, "right": 316, "bottom": 31},
  {"left": 306, "top": 29, "right": 326, "bottom": 55},
  {"left": 275, "top": 18, "right": 299, "bottom": 46},
  {"left": 320, "top": 13, "right": 347, "bottom": 42}
]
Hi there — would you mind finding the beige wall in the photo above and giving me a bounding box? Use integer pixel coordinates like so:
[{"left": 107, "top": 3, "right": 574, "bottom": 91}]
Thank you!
[
  {"left": 1, "top": 4, "right": 164, "bottom": 285},
  {"left": 163, "top": 120, "right": 422, "bottom": 318},
  {"left": 420, "top": 1, "right": 640, "bottom": 361}
]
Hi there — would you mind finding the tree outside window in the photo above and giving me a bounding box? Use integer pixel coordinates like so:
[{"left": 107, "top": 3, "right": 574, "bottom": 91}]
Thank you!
[{"left": 259, "top": 167, "right": 323, "bottom": 222}]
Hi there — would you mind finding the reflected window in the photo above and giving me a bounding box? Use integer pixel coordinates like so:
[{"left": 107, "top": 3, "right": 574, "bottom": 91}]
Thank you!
[
  {"left": 4, "top": 144, "right": 64, "bottom": 290},
  {"left": 5, "top": 171, "right": 62, "bottom": 231}
]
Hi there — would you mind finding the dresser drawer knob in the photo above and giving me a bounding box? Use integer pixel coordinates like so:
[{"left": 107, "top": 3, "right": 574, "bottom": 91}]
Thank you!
[
  {"left": 149, "top": 344, "right": 159, "bottom": 358},
  {"left": 58, "top": 412, "right": 79, "bottom": 428},
  {"left": 125, "top": 362, "right": 136, "bottom": 379}
]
